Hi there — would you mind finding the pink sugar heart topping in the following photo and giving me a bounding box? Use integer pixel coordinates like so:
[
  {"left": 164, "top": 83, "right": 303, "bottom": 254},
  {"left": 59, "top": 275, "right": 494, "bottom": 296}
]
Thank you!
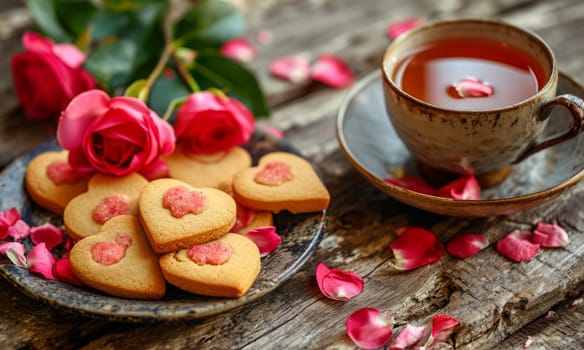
[
  {"left": 46, "top": 160, "right": 86, "bottom": 185},
  {"left": 254, "top": 161, "right": 293, "bottom": 186},
  {"left": 92, "top": 194, "right": 131, "bottom": 224},
  {"left": 91, "top": 233, "right": 132, "bottom": 266},
  {"left": 162, "top": 186, "right": 208, "bottom": 218},
  {"left": 187, "top": 241, "right": 232, "bottom": 265}
]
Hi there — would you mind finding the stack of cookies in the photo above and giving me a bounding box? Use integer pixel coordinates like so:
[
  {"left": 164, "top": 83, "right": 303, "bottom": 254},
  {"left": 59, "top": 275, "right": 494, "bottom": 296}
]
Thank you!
[{"left": 24, "top": 146, "right": 330, "bottom": 300}]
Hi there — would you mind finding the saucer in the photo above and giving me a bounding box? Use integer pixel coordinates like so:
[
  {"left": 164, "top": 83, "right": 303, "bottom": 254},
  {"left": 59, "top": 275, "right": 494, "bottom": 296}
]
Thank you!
[{"left": 336, "top": 71, "right": 584, "bottom": 217}]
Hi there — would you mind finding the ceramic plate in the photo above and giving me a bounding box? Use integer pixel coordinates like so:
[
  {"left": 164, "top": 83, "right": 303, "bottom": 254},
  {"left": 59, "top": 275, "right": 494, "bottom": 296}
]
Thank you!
[
  {"left": 0, "top": 132, "right": 325, "bottom": 322},
  {"left": 337, "top": 71, "right": 584, "bottom": 217}
]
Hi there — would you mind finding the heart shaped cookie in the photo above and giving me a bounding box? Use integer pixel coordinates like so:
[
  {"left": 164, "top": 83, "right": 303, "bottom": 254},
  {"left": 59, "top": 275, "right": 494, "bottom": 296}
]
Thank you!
[
  {"left": 164, "top": 145, "right": 251, "bottom": 193},
  {"left": 159, "top": 233, "right": 260, "bottom": 297},
  {"left": 24, "top": 150, "right": 89, "bottom": 215},
  {"left": 231, "top": 152, "right": 330, "bottom": 213},
  {"left": 63, "top": 173, "right": 148, "bottom": 240},
  {"left": 139, "top": 178, "right": 236, "bottom": 253},
  {"left": 69, "top": 215, "right": 166, "bottom": 300}
]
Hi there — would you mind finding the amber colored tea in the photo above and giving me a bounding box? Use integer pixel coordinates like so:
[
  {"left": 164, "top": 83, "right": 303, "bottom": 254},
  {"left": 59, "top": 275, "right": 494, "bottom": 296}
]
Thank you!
[{"left": 392, "top": 37, "right": 548, "bottom": 110}]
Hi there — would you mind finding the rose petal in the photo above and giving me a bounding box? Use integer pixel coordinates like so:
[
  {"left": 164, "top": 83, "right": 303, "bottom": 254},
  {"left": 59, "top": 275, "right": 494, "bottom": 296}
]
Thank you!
[
  {"left": 53, "top": 257, "right": 84, "bottom": 286},
  {"left": 523, "top": 336, "right": 533, "bottom": 349},
  {"left": 446, "top": 233, "right": 489, "bottom": 259},
  {"left": 0, "top": 207, "right": 21, "bottom": 239},
  {"left": 220, "top": 38, "right": 257, "bottom": 62},
  {"left": 346, "top": 308, "right": 393, "bottom": 349},
  {"left": 426, "top": 314, "right": 460, "bottom": 346},
  {"left": 256, "top": 29, "right": 273, "bottom": 45},
  {"left": 52, "top": 43, "right": 86, "bottom": 69},
  {"left": 389, "top": 324, "right": 426, "bottom": 350},
  {"left": 269, "top": 56, "right": 311, "bottom": 83},
  {"left": 0, "top": 242, "right": 26, "bottom": 266},
  {"left": 384, "top": 175, "right": 437, "bottom": 195},
  {"left": 30, "top": 224, "right": 64, "bottom": 251},
  {"left": 244, "top": 226, "right": 282, "bottom": 256},
  {"left": 7, "top": 219, "right": 30, "bottom": 241},
  {"left": 27, "top": 242, "right": 56, "bottom": 280},
  {"left": 257, "top": 124, "right": 285, "bottom": 139},
  {"left": 386, "top": 18, "right": 423, "bottom": 39},
  {"left": 231, "top": 204, "right": 256, "bottom": 233},
  {"left": 496, "top": 230, "right": 540, "bottom": 262},
  {"left": 390, "top": 227, "right": 444, "bottom": 271},
  {"left": 315, "top": 262, "right": 364, "bottom": 301},
  {"left": 311, "top": 54, "right": 354, "bottom": 88},
  {"left": 139, "top": 158, "right": 170, "bottom": 181},
  {"left": 438, "top": 176, "right": 481, "bottom": 200},
  {"left": 532, "top": 222, "right": 569, "bottom": 248},
  {"left": 451, "top": 77, "right": 494, "bottom": 98}
]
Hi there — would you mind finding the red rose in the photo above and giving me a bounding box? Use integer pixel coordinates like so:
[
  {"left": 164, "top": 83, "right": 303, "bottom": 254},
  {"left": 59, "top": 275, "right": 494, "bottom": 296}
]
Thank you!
[
  {"left": 11, "top": 32, "right": 96, "bottom": 120},
  {"left": 174, "top": 92, "right": 255, "bottom": 154},
  {"left": 57, "top": 90, "right": 175, "bottom": 176}
]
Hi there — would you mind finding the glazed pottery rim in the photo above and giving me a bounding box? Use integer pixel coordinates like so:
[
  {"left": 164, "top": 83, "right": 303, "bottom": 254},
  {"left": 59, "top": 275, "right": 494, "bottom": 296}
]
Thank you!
[
  {"left": 336, "top": 70, "right": 584, "bottom": 208},
  {"left": 381, "top": 18, "right": 557, "bottom": 113}
]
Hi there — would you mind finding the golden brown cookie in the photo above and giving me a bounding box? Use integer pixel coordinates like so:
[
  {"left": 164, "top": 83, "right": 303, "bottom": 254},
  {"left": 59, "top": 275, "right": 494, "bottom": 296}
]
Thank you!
[
  {"left": 164, "top": 144, "right": 252, "bottom": 193},
  {"left": 159, "top": 233, "right": 260, "bottom": 298},
  {"left": 69, "top": 215, "right": 166, "bottom": 300},
  {"left": 63, "top": 173, "right": 148, "bottom": 240},
  {"left": 24, "top": 150, "right": 89, "bottom": 215},
  {"left": 231, "top": 152, "right": 330, "bottom": 213},
  {"left": 139, "top": 178, "right": 237, "bottom": 254}
]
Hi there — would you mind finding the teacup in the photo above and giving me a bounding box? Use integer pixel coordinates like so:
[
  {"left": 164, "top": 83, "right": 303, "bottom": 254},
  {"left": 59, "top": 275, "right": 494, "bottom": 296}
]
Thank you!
[{"left": 381, "top": 19, "right": 584, "bottom": 185}]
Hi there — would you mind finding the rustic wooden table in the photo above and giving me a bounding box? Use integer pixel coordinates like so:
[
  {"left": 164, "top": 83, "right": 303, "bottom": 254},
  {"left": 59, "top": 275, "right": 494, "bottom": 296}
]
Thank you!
[{"left": 1, "top": 0, "right": 584, "bottom": 349}]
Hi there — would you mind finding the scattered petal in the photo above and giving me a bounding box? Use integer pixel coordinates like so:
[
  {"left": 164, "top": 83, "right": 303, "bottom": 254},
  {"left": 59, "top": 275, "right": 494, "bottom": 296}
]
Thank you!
[
  {"left": 269, "top": 56, "right": 311, "bottom": 83},
  {"left": 384, "top": 175, "right": 437, "bottom": 195},
  {"left": 446, "top": 233, "right": 488, "bottom": 259},
  {"left": 450, "top": 77, "right": 494, "bottom": 98},
  {"left": 0, "top": 207, "right": 21, "bottom": 239},
  {"left": 390, "top": 227, "right": 444, "bottom": 271},
  {"left": 311, "top": 54, "right": 354, "bottom": 88},
  {"left": 7, "top": 219, "right": 30, "bottom": 241},
  {"left": 523, "top": 336, "right": 533, "bottom": 349},
  {"left": 27, "top": 242, "right": 56, "bottom": 280},
  {"left": 30, "top": 223, "right": 64, "bottom": 251},
  {"left": 424, "top": 314, "right": 460, "bottom": 347},
  {"left": 53, "top": 257, "right": 83, "bottom": 286},
  {"left": 244, "top": 226, "right": 282, "bottom": 256},
  {"left": 438, "top": 176, "right": 481, "bottom": 200},
  {"left": 257, "top": 124, "right": 285, "bottom": 138},
  {"left": 256, "top": 29, "right": 273, "bottom": 45},
  {"left": 386, "top": 18, "right": 423, "bottom": 39},
  {"left": 532, "top": 222, "right": 569, "bottom": 248},
  {"left": 545, "top": 310, "right": 556, "bottom": 318},
  {"left": 220, "top": 38, "right": 257, "bottom": 62},
  {"left": 346, "top": 308, "right": 393, "bottom": 349},
  {"left": 231, "top": 204, "right": 256, "bottom": 233},
  {"left": 496, "top": 230, "right": 540, "bottom": 262},
  {"left": 315, "top": 262, "right": 364, "bottom": 301},
  {"left": 570, "top": 298, "right": 583, "bottom": 308},
  {"left": 0, "top": 242, "right": 26, "bottom": 266},
  {"left": 389, "top": 324, "right": 426, "bottom": 350}
]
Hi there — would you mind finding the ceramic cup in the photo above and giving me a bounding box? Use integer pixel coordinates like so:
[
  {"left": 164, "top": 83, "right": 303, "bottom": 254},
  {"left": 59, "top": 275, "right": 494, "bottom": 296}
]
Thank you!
[{"left": 381, "top": 19, "right": 584, "bottom": 182}]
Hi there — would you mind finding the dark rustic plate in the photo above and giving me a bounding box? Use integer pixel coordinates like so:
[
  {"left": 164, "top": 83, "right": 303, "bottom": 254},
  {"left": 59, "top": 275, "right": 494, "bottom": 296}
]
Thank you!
[
  {"left": 337, "top": 71, "right": 584, "bottom": 217},
  {"left": 0, "top": 131, "right": 325, "bottom": 322}
]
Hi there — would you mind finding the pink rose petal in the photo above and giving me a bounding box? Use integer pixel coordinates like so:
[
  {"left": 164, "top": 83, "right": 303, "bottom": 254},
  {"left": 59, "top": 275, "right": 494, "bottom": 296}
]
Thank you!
[
  {"left": 451, "top": 77, "right": 494, "bottom": 98},
  {"left": 231, "top": 204, "right": 256, "bottom": 233},
  {"left": 220, "top": 38, "right": 257, "bottom": 62},
  {"left": 389, "top": 324, "right": 426, "bottom": 350},
  {"left": 139, "top": 158, "right": 170, "bottom": 181},
  {"left": 256, "top": 29, "right": 273, "bottom": 45},
  {"left": 0, "top": 207, "right": 21, "bottom": 239},
  {"left": 523, "top": 336, "right": 533, "bottom": 349},
  {"left": 0, "top": 242, "right": 26, "bottom": 266},
  {"left": 257, "top": 124, "right": 285, "bottom": 139},
  {"left": 532, "top": 222, "right": 569, "bottom": 248},
  {"left": 426, "top": 314, "right": 460, "bottom": 346},
  {"left": 53, "top": 257, "right": 83, "bottom": 286},
  {"left": 30, "top": 223, "right": 64, "bottom": 251},
  {"left": 7, "top": 219, "right": 30, "bottom": 241},
  {"left": 384, "top": 175, "right": 437, "bottom": 195},
  {"left": 446, "top": 233, "right": 488, "bottom": 259},
  {"left": 390, "top": 227, "right": 444, "bottom": 271},
  {"left": 496, "top": 230, "right": 540, "bottom": 262},
  {"left": 315, "top": 262, "right": 364, "bottom": 301},
  {"left": 244, "top": 226, "right": 282, "bottom": 256},
  {"left": 311, "top": 54, "right": 354, "bottom": 88},
  {"left": 438, "top": 176, "right": 481, "bottom": 200},
  {"left": 27, "top": 242, "right": 56, "bottom": 280},
  {"left": 269, "top": 56, "right": 311, "bottom": 83},
  {"left": 346, "top": 308, "right": 393, "bottom": 349},
  {"left": 386, "top": 18, "right": 423, "bottom": 39}
]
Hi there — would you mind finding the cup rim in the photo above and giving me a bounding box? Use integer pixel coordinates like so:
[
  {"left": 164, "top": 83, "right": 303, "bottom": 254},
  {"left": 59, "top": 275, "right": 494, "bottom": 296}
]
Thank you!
[{"left": 381, "top": 18, "right": 557, "bottom": 113}]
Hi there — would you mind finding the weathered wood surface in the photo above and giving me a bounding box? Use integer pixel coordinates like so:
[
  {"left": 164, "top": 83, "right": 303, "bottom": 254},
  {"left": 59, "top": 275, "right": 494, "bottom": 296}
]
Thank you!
[{"left": 1, "top": 0, "right": 584, "bottom": 349}]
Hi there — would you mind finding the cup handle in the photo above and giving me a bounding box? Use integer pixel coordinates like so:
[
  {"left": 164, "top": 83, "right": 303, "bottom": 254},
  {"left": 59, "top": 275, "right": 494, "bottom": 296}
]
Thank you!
[{"left": 513, "top": 94, "right": 584, "bottom": 164}]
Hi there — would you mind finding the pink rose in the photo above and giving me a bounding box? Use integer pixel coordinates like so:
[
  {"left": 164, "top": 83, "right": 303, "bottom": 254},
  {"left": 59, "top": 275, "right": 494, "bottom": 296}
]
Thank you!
[
  {"left": 57, "top": 90, "right": 176, "bottom": 176},
  {"left": 11, "top": 32, "right": 96, "bottom": 121},
  {"left": 174, "top": 92, "right": 254, "bottom": 154}
]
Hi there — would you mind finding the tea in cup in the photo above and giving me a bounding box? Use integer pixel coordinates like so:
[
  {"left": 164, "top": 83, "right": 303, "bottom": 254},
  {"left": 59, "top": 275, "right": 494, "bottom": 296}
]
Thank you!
[{"left": 381, "top": 19, "right": 584, "bottom": 185}]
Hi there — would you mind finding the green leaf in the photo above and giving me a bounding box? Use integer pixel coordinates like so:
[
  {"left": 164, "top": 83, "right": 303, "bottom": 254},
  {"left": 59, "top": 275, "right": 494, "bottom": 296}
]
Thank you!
[
  {"left": 191, "top": 52, "right": 270, "bottom": 118},
  {"left": 124, "top": 79, "right": 148, "bottom": 99},
  {"left": 53, "top": 0, "right": 98, "bottom": 38},
  {"left": 84, "top": 39, "right": 139, "bottom": 90},
  {"left": 26, "top": 0, "right": 71, "bottom": 42},
  {"left": 175, "top": 0, "right": 247, "bottom": 49},
  {"left": 148, "top": 71, "right": 191, "bottom": 121},
  {"left": 101, "top": 0, "right": 166, "bottom": 12}
]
